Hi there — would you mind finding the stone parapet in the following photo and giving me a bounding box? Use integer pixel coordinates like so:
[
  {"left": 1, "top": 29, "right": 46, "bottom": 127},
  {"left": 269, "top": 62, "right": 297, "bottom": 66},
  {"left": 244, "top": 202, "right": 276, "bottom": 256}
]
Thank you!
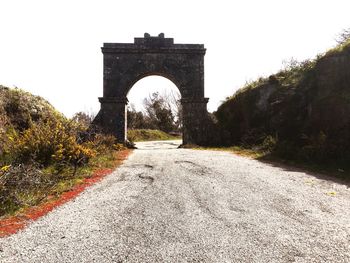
[{"left": 102, "top": 33, "right": 205, "bottom": 54}]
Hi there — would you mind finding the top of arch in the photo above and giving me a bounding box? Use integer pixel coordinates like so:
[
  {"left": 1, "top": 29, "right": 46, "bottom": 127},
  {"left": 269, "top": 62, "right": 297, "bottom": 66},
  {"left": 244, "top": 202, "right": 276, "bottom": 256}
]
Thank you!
[{"left": 102, "top": 33, "right": 205, "bottom": 54}]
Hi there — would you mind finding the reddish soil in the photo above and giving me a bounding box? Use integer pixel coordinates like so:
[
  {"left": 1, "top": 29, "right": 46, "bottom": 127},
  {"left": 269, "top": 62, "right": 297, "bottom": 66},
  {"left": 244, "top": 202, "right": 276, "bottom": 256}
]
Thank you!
[{"left": 0, "top": 150, "right": 131, "bottom": 238}]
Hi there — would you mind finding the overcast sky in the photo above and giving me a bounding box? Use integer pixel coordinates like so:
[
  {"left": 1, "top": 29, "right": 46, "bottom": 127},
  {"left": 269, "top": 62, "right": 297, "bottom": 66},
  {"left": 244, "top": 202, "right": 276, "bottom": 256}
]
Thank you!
[{"left": 0, "top": 0, "right": 349, "bottom": 117}]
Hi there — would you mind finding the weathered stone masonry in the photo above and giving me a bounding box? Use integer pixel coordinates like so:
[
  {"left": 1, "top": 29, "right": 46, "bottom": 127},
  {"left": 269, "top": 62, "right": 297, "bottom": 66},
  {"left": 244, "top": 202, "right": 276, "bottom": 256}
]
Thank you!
[{"left": 93, "top": 33, "right": 210, "bottom": 145}]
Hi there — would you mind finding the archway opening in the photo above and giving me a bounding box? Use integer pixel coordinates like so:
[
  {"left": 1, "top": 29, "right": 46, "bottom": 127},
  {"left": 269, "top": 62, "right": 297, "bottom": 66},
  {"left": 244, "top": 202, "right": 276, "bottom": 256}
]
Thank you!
[{"left": 126, "top": 75, "right": 182, "bottom": 145}]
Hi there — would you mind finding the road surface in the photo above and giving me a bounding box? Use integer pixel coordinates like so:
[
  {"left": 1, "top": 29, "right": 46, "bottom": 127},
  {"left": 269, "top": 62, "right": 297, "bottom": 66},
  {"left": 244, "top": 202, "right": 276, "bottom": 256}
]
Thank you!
[{"left": 1, "top": 140, "right": 350, "bottom": 262}]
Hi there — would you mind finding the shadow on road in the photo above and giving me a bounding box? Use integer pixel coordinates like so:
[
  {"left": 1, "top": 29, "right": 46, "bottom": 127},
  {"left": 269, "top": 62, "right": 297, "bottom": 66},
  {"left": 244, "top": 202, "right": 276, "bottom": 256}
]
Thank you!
[{"left": 256, "top": 154, "right": 350, "bottom": 187}]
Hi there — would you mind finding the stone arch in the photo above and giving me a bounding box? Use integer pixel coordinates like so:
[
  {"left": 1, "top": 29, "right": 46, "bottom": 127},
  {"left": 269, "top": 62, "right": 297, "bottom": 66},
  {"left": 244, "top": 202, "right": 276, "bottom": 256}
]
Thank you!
[{"left": 93, "top": 33, "right": 209, "bottom": 145}]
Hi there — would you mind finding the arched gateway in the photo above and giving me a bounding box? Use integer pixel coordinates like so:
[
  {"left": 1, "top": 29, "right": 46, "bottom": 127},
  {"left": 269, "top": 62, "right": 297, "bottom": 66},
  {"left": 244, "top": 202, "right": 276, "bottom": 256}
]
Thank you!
[{"left": 93, "top": 33, "right": 209, "bottom": 145}]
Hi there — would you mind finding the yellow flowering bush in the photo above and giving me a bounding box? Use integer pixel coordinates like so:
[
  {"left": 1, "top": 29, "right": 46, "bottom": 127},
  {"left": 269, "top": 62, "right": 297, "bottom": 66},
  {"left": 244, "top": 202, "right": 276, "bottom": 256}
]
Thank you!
[
  {"left": 0, "top": 86, "right": 126, "bottom": 216},
  {"left": 0, "top": 165, "right": 11, "bottom": 172},
  {"left": 6, "top": 119, "right": 96, "bottom": 167},
  {"left": 84, "top": 133, "right": 116, "bottom": 153}
]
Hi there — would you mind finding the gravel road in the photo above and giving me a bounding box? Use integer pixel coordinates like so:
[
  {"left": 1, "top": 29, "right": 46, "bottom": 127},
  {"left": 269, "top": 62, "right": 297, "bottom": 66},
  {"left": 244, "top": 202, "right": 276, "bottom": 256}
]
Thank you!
[{"left": 1, "top": 140, "right": 350, "bottom": 263}]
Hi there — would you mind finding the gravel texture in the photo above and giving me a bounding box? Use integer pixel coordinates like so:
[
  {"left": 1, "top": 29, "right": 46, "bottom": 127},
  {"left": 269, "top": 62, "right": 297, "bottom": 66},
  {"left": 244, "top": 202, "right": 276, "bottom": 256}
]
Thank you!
[{"left": 1, "top": 140, "right": 350, "bottom": 263}]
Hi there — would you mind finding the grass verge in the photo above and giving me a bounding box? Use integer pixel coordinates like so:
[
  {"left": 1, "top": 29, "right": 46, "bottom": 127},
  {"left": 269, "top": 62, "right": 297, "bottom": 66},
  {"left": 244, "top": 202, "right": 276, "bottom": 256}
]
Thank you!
[
  {"left": 127, "top": 129, "right": 181, "bottom": 142},
  {"left": 181, "top": 144, "right": 264, "bottom": 159}
]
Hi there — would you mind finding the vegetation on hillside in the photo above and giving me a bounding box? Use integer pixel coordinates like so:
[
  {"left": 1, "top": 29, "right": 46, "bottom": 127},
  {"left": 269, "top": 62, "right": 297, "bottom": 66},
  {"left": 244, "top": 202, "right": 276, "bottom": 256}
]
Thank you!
[
  {"left": 215, "top": 29, "right": 350, "bottom": 176},
  {"left": 0, "top": 86, "right": 125, "bottom": 217}
]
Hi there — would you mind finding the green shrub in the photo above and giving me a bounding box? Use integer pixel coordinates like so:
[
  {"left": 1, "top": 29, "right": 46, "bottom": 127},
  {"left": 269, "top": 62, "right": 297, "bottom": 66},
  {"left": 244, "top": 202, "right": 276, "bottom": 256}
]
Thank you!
[
  {"left": 2, "top": 119, "right": 96, "bottom": 168},
  {"left": 0, "top": 164, "right": 56, "bottom": 216},
  {"left": 83, "top": 133, "right": 121, "bottom": 153},
  {"left": 261, "top": 135, "right": 278, "bottom": 152},
  {"left": 298, "top": 131, "right": 328, "bottom": 162},
  {"left": 0, "top": 86, "right": 129, "bottom": 217}
]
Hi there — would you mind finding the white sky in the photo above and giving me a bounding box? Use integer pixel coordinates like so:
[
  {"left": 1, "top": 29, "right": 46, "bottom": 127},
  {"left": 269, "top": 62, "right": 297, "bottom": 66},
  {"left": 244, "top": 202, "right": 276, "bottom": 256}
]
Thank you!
[{"left": 0, "top": 0, "right": 349, "bottom": 117}]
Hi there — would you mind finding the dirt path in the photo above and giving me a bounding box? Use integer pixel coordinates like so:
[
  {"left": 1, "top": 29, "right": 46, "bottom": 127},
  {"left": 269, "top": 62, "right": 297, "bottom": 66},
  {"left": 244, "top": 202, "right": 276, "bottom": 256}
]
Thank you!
[{"left": 1, "top": 140, "right": 349, "bottom": 262}]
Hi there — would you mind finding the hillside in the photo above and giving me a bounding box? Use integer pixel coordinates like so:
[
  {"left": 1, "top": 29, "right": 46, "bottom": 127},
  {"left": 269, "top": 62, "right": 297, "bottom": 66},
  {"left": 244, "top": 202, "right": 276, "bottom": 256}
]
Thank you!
[
  {"left": 215, "top": 39, "right": 350, "bottom": 165},
  {"left": 0, "top": 86, "right": 125, "bottom": 217},
  {"left": 0, "top": 85, "right": 60, "bottom": 132}
]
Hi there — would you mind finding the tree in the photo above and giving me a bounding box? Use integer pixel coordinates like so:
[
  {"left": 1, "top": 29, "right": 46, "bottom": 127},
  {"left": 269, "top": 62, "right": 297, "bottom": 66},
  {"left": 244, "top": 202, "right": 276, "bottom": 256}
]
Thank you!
[
  {"left": 336, "top": 28, "right": 350, "bottom": 45},
  {"left": 166, "top": 90, "right": 182, "bottom": 130},
  {"left": 127, "top": 90, "right": 182, "bottom": 133},
  {"left": 143, "top": 92, "right": 175, "bottom": 133},
  {"left": 127, "top": 104, "right": 149, "bottom": 129}
]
